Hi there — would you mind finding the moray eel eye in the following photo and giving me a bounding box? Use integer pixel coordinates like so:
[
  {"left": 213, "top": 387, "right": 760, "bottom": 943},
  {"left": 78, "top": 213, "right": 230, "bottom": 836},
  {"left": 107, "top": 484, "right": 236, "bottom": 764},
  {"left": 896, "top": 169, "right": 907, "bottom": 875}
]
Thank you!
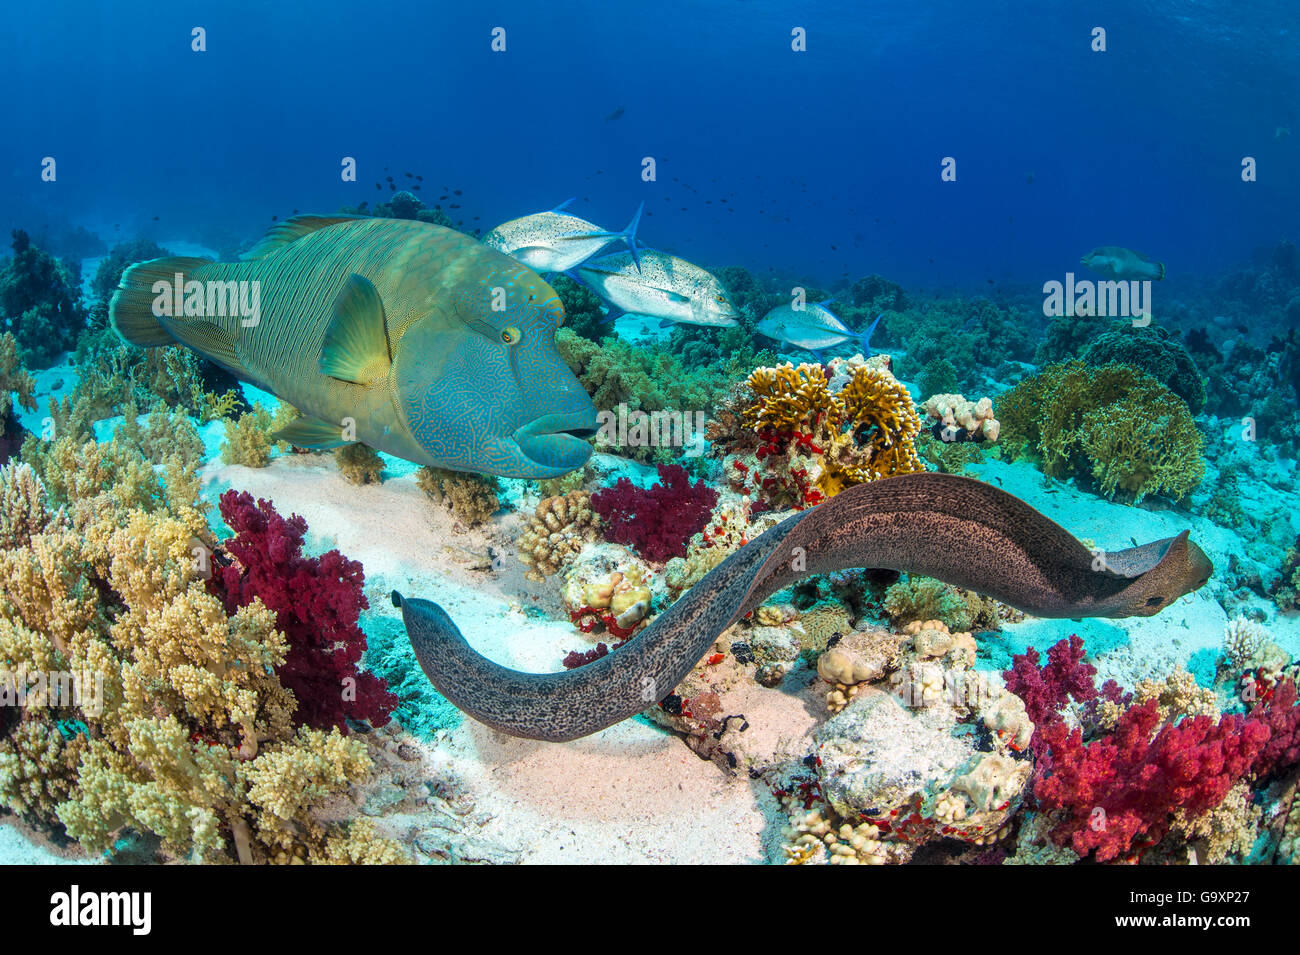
[
  {"left": 501, "top": 326, "right": 521, "bottom": 344},
  {"left": 1145, "top": 596, "right": 1164, "bottom": 607}
]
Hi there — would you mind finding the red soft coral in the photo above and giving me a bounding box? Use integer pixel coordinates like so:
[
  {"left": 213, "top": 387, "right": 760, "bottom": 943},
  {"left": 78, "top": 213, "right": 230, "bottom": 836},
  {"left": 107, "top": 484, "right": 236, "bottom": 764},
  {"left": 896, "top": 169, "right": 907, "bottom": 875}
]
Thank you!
[
  {"left": 210, "top": 490, "right": 397, "bottom": 732},
  {"left": 590, "top": 464, "right": 718, "bottom": 562},
  {"left": 1004, "top": 635, "right": 1112, "bottom": 753},
  {"left": 1249, "top": 678, "right": 1300, "bottom": 781},
  {"left": 1035, "top": 700, "right": 1271, "bottom": 862}
]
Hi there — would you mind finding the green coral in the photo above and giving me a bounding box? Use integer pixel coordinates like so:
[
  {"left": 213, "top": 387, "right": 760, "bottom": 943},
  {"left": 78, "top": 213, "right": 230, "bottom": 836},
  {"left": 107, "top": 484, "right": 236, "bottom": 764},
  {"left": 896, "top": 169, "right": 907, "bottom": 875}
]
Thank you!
[
  {"left": 336, "top": 443, "right": 385, "bottom": 485},
  {"left": 882, "top": 576, "right": 1004, "bottom": 632},
  {"left": 0, "top": 230, "right": 88, "bottom": 368},
  {"left": 416, "top": 466, "right": 500, "bottom": 527},
  {"left": 1080, "top": 322, "right": 1206, "bottom": 414},
  {"left": 997, "top": 361, "right": 1204, "bottom": 502}
]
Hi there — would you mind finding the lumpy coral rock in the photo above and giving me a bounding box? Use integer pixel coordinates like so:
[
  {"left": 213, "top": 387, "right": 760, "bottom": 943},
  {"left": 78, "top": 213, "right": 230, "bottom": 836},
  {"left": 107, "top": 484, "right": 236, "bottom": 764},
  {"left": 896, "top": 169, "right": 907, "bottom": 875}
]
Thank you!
[
  {"left": 515, "top": 490, "right": 603, "bottom": 580},
  {"left": 210, "top": 490, "right": 396, "bottom": 732}
]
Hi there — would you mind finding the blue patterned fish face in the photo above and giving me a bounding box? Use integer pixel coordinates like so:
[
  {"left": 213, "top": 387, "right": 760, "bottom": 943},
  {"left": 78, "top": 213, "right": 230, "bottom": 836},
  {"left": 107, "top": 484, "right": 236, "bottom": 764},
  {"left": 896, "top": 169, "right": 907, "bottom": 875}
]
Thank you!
[{"left": 393, "top": 266, "right": 597, "bottom": 478}]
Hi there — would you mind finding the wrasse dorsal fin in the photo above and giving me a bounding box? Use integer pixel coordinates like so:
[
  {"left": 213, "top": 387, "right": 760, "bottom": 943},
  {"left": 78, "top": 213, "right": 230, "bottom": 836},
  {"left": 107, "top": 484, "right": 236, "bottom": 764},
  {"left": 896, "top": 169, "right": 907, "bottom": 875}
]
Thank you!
[
  {"left": 320, "top": 274, "right": 392, "bottom": 385},
  {"left": 273, "top": 415, "right": 352, "bottom": 449},
  {"left": 241, "top": 214, "right": 368, "bottom": 261}
]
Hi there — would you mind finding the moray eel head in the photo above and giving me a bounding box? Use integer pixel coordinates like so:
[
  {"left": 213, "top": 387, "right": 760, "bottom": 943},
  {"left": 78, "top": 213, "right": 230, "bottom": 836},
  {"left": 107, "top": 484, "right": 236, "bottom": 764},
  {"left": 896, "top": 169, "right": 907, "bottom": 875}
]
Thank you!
[{"left": 1099, "top": 530, "right": 1213, "bottom": 617}]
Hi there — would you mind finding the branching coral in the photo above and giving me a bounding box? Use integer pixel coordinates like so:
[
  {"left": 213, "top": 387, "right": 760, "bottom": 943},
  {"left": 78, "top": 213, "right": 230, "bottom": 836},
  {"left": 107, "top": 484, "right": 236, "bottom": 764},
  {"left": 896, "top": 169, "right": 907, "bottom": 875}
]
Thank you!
[
  {"left": 0, "top": 456, "right": 404, "bottom": 863},
  {"left": 590, "top": 464, "right": 718, "bottom": 562},
  {"left": 221, "top": 403, "right": 293, "bottom": 467},
  {"left": 416, "top": 466, "right": 499, "bottom": 527},
  {"left": 996, "top": 360, "right": 1204, "bottom": 502},
  {"left": 1007, "top": 635, "right": 1300, "bottom": 863},
  {"left": 716, "top": 357, "right": 923, "bottom": 509},
  {"left": 1034, "top": 700, "right": 1269, "bottom": 863}
]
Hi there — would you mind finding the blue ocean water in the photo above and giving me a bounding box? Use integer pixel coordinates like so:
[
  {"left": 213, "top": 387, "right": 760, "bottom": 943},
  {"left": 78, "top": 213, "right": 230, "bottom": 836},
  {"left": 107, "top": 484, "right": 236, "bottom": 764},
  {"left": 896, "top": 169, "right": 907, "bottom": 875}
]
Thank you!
[{"left": 3, "top": 0, "right": 1298, "bottom": 289}]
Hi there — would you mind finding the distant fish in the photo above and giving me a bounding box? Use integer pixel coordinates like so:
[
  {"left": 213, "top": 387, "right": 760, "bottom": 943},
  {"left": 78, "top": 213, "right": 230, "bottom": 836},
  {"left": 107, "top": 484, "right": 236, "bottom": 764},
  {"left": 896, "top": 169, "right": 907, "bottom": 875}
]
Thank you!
[
  {"left": 758, "top": 302, "right": 882, "bottom": 356},
  {"left": 483, "top": 199, "right": 644, "bottom": 274},
  {"left": 1277, "top": 126, "right": 1292, "bottom": 140},
  {"left": 575, "top": 249, "right": 739, "bottom": 328},
  {"left": 1081, "top": 245, "right": 1165, "bottom": 281},
  {"left": 604, "top": 106, "right": 625, "bottom": 122}
]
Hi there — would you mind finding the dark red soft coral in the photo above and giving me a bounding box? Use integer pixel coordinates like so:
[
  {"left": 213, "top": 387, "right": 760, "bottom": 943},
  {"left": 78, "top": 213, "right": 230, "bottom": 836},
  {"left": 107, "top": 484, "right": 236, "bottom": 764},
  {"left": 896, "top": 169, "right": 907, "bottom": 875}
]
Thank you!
[
  {"left": 210, "top": 489, "right": 397, "bottom": 732},
  {"left": 1035, "top": 700, "right": 1270, "bottom": 863},
  {"left": 1250, "top": 678, "right": 1300, "bottom": 781},
  {"left": 590, "top": 464, "right": 718, "bottom": 562},
  {"left": 1003, "top": 635, "right": 1112, "bottom": 753}
]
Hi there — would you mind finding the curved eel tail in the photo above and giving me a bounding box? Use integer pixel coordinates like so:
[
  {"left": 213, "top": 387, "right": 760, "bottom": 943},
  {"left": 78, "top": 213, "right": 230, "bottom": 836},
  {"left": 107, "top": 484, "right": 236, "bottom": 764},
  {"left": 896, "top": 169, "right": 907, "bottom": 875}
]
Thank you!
[{"left": 394, "top": 473, "right": 1212, "bottom": 742}]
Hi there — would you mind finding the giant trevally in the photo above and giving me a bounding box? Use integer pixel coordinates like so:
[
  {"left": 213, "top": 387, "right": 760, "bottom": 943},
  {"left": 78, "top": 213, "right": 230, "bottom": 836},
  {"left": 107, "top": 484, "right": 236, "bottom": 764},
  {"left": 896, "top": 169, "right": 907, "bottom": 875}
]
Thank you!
[
  {"left": 574, "top": 249, "right": 739, "bottom": 327},
  {"left": 482, "top": 199, "right": 643, "bottom": 274},
  {"left": 1080, "top": 246, "right": 1166, "bottom": 281},
  {"left": 110, "top": 214, "right": 598, "bottom": 478},
  {"left": 758, "top": 301, "right": 883, "bottom": 356}
]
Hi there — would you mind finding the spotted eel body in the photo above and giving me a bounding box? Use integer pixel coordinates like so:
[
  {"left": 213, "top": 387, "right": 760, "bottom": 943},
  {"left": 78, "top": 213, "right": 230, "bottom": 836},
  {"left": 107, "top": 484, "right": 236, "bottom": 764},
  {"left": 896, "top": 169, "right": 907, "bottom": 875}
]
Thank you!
[{"left": 394, "top": 473, "right": 1212, "bottom": 742}]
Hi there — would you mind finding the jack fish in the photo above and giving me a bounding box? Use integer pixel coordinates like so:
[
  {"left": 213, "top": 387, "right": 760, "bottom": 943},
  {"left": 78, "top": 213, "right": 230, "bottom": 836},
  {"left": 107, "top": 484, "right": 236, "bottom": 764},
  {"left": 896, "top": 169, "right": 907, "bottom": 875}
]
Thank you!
[
  {"left": 482, "top": 199, "right": 643, "bottom": 274},
  {"left": 758, "top": 301, "right": 882, "bottom": 355},
  {"left": 1081, "top": 246, "right": 1166, "bottom": 281},
  {"left": 575, "top": 249, "right": 739, "bottom": 327},
  {"left": 110, "top": 215, "right": 599, "bottom": 478}
]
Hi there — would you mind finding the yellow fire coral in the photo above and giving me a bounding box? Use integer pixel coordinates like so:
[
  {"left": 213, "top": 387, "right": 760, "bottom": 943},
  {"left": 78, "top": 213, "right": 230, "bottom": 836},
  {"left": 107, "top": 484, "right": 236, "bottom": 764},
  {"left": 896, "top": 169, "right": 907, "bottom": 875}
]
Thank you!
[{"left": 724, "top": 357, "right": 923, "bottom": 507}]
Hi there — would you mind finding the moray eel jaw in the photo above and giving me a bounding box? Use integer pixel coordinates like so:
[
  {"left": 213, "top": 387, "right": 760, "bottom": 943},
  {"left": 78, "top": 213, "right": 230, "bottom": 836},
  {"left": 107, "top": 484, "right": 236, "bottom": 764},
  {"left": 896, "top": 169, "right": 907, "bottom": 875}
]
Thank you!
[{"left": 1093, "top": 531, "right": 1213, "bottom": 618}]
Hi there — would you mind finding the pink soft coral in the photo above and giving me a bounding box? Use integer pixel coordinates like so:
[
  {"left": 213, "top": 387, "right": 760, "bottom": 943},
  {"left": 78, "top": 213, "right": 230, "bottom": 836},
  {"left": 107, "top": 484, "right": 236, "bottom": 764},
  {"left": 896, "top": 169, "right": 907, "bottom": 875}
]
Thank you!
[
  {"left": 210, "top": 490, "right": 397, "bottom": 732},
  {"left": 590, "top": 464, "right": 718, "bottom": 562}
]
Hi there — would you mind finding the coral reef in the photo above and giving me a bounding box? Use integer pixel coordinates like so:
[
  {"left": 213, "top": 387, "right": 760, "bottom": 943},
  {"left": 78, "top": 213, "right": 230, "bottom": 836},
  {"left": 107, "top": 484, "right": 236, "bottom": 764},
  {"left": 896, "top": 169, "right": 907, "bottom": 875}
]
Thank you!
[
  {"left": 0, "top": 332, "right": 36, "bottom": 462},
  {"left": 715, "top": 356, "right": 923, "bottom": 508},
  {"left": 1271, "top": 535, "right": 1300, "bottom": 611},
  {"left": 0, "top": 230, "right": 87, "bottom": 368},
  {"left": 590, "top": 464, "right": 718, "bottom": 562},
  {"left": 996, "top": 360, "right": 1204, "bottom": 502},
  {"left": 0, "top": 438, "right": 404, "bottom": 863},
  {"left": 416, "top": 466, "right": 499, "bottom": 527},
  {"left": 1079, "top": 322, "right": 1207, "bottom": 414}
]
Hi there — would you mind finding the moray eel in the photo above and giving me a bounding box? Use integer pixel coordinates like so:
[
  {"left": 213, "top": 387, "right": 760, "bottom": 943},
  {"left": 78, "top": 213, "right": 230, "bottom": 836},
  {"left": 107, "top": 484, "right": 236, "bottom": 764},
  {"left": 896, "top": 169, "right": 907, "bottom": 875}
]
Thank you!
[
  {"left": 394, "top": 473, "right": 1212, "bottom": 742},
  {"left": 110, "top": 215, "right": 598, "bottom": 478}
]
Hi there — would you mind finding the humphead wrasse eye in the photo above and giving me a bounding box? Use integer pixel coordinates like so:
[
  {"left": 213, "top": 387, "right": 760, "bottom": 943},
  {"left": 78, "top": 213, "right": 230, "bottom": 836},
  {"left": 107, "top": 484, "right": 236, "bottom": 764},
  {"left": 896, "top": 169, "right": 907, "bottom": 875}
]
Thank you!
[{"left": 501, "top": 326, "right": 521, "bottom": 345}]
